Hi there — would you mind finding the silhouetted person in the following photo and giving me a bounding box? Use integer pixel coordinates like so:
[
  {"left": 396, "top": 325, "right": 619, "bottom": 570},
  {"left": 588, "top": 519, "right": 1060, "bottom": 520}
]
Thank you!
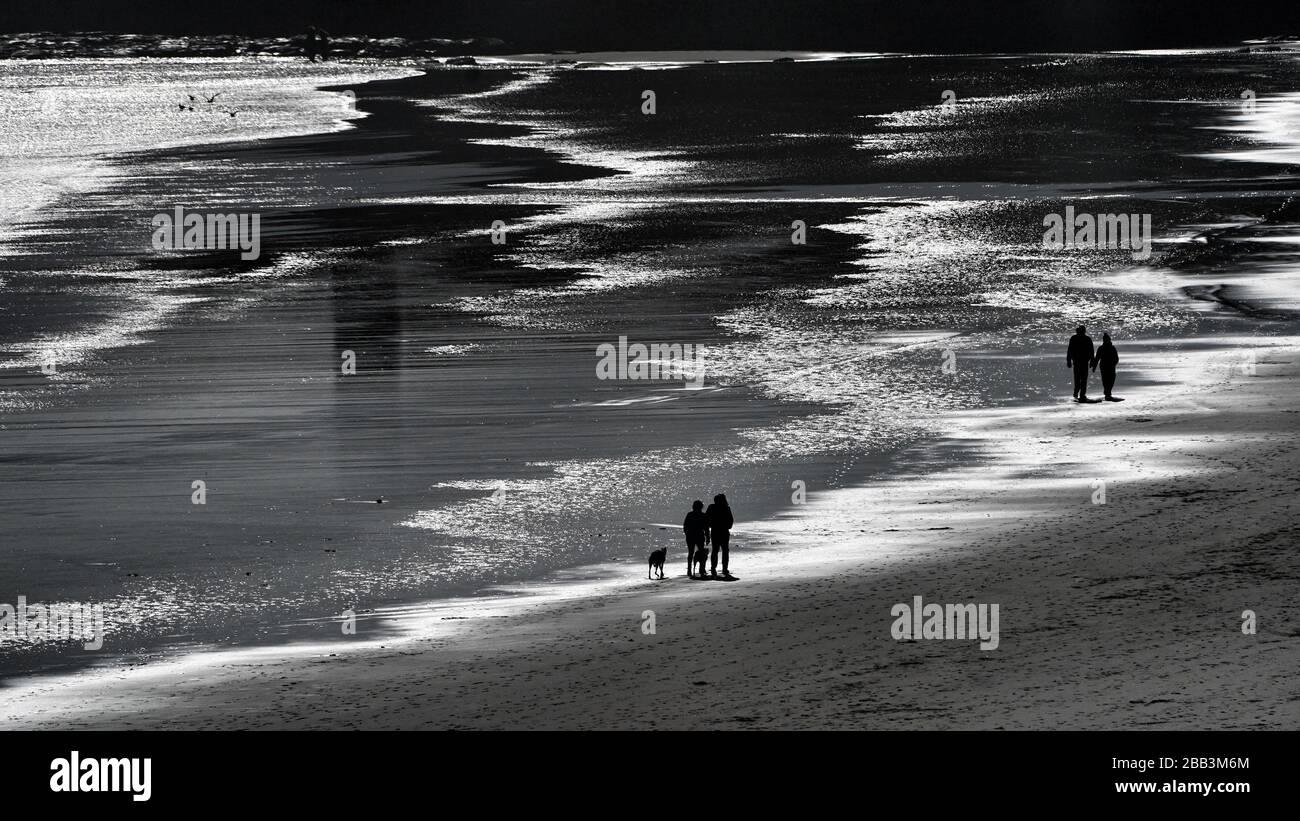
[
  {"left": 1066, "top": 325, "right": 1094, "bottom": 401},
  {"left": 683, "top": 500, "right": 708, "bottom": 578},
  {"left": 317, "top": 28, "right": 331, "bottom": 61},
  {"left": 705, "top": 493, "right": 733, "bottom": 577},
  {"left": 1091, "top": 332, "right": 1120, "bottom": 401},
  {"left": 304, "top": 26, "right": 321, "bottom": 62}
]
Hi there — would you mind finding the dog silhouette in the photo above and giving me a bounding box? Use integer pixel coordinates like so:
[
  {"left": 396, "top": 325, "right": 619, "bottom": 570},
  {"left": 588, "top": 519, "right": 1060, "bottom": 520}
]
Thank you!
[{"left": 647, "top": 547, "right": 667, "bottom": 579}]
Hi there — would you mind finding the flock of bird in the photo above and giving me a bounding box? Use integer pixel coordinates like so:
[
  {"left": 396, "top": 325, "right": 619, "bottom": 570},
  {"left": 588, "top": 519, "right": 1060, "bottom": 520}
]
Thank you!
[{"left": 177, "top": 92, "right": 239, "bottom": 117}]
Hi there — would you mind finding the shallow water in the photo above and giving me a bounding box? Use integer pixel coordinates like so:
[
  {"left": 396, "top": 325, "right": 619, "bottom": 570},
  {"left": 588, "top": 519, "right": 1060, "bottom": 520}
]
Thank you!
[
  {"left": 0, "top": 58, "right": 419, "bottom": 234},
  {"left": 1, "top": 52, "right": 1299, "bottom": 678}
]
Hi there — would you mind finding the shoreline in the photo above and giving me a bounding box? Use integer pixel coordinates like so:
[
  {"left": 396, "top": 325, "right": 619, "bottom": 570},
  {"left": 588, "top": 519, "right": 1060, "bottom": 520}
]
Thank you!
[
  {"left": 2, "top": 54, "right": 1300, "bottom": 722},
  {"left": 5, "top": 335, "right": 1297, "bottom": 729},
  {"left": 0, "top": 64, "right": 888, "bottom": 680}
]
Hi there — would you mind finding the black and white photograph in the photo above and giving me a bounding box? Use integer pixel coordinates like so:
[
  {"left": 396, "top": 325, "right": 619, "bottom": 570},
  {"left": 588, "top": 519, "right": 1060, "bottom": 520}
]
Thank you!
[{"left": 0, "top": 0, "right": 1295, "bottom": 802}]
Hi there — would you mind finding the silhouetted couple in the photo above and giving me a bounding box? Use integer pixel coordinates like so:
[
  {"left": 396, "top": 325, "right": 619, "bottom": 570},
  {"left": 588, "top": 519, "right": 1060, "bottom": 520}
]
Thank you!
[
  {"left": 682, "top": 494, "right": 734, "bottom": 579},
  {"left": 1067, "top": 325, "right": 1122, "bottom": 402},
  {"left": 304, "top": 26, "right": 330, "bottom": 62}
]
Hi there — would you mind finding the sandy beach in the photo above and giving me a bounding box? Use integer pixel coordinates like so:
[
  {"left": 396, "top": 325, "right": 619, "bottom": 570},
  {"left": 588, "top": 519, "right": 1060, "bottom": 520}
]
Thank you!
[
  {"left": 4, "top": 50, "right": 1300, "bottom": 731},
  {"left": 5, "top": 335, "right": 1296, "bottom": 730}
]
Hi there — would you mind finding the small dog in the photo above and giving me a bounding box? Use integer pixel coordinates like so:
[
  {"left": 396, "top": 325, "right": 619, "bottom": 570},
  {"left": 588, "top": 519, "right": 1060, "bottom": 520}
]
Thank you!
[{"left": 647, "top": 547, "right": 667, "bottom": 579}]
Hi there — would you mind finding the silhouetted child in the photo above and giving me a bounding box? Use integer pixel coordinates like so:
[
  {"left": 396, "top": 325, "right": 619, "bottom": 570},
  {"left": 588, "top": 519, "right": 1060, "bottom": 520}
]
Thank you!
[{"left": 683, "top": 500, "right": 708, "bottom": 578}]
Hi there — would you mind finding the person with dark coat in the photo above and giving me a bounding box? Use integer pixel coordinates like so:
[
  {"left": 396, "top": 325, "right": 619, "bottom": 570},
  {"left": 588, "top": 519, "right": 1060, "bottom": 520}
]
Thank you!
[
  {"left": 304, "top": 26, "right": 320, "bottom": 62},
  {"left": 683, "top": 500, "right": 708, "bottom": 578},
  {"left": 304, "top": 26, "right": 330, "bottom": 61},
  {"left": 1066, "top": 325, "right": 1095, "bottom": 401},
  {"left": 1090, "top": 333, "right": 1120, "bottom": 401},
  {"left": 704, "top": 493, "right": 734, "bottom": 577}
]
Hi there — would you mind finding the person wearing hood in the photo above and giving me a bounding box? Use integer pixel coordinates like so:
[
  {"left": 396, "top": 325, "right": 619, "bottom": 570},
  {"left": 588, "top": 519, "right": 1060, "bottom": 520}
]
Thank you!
[
  {"left": 705, "top": 493, "right": 734, "bottom": 577},
  {"left": 1091, "top": 332, "right": 1121, "bottom": 401}
]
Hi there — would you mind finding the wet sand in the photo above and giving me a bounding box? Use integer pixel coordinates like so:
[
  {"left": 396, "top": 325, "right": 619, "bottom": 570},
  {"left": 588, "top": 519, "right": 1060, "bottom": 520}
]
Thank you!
[
  {"left": 5, "top": 55, "right": 1300, "bottom": 722},
  {"left": 6, "top": 340, "right": 1296, "bottom": 729},
  {"left": 0, "top": 66, "right": 879, "bottom": 676}
]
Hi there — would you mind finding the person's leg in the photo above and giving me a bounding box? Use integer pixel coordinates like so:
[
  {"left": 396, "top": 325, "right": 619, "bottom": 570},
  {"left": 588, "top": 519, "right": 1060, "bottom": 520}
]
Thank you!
[
  {"left": 720, "top": 532, "right": 730, "bottom": 574},
  {"left": 709, "top": 541, "right": 719, "bottom": 575},
  {"left": 1074, "top": 364, "right": 1090, "bottom": 399},
  {"left": 1102, "top": 368, "right": 1115, "bottom": 398}
]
